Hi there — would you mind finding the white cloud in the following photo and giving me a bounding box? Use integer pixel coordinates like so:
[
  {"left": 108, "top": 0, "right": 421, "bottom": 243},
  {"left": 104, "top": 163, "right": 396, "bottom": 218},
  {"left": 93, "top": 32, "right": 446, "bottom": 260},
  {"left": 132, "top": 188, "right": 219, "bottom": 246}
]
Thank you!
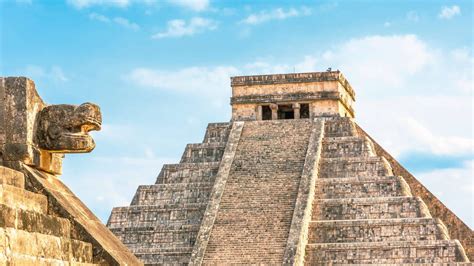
[
  {"left": 240, "top": 7, "right": 311, "bottom": 25},
  {"left": 383, "top": 21, "right": 391, "bottom": 27},
  {"left": 167, "top": 0, "right": 209, "bottom": 11},
  {"left": 89, "top": 12, "right": 110, "bottom": 23},
  {"left": 151, "top": 17, "right": 217, "bottom": 39},
  {"left": 89, "top": 13, "right": 140, "bottom": 30},
  {"left": 113, "top": 17, "right": 140, "bottom": 30},
  {"left": 24, "top": 65, "right": 69, "bottom": 82},
  {"left": 67, "top": 0, "right": 130, "bottom": 9},
  {"left": 406, "top": 10, "right": 419, "bottom": 22},
  {"left": 62, "top": 153, "right": 177, "bottom": 222},
  {"left": 417, "top": 160, "right": 473, "bottom": 228},
  {"left": 283, "top": 34, "right": 472, "bottom": 158},
  {"left": 439, "top": 5, "right": 461, "bottom": 19},
  {"left": 125, "top": 66, "right": 238, "bottom": 98}
]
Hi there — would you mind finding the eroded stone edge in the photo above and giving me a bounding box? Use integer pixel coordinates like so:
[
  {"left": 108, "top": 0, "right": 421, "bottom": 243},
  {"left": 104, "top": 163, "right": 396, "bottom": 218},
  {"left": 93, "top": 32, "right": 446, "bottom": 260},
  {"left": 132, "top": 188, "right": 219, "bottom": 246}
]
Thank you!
[
  {"left": 189, "top": 121, "right": 244, "bottom": 265},
  {"left": 282, "top": 118, "right": 325, "bottom": 266},
  {"left": 355, "top": 123, "right": 473, "bottom": 262}
]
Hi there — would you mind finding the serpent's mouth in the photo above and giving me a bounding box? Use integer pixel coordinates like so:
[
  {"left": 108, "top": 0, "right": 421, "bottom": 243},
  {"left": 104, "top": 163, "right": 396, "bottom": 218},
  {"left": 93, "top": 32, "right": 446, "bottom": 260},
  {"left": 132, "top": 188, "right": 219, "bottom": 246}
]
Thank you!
[{"left": 80, "top": 119, "right": 101, "bottom": 133}]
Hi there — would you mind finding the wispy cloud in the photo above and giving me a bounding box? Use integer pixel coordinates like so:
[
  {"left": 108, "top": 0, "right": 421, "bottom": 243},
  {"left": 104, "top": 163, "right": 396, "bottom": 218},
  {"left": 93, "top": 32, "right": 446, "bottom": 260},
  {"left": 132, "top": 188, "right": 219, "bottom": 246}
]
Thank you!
[
  {"left": 406, "top": 10, "right": 419, "bottom": 22},
  {"left": 24, "top": 65, "right": 68, "bottom": 82},
  {"left": 68, "top": 0, "right": 208, "bottom": 11},
  {"left": 125, "top": 66, "right": 238, "bottom": 98},
  {"left": 417, "top": 160, "right": 473, "bottom": 227},
  {"left": 152, "top": 17, "right": 217, "bottom": 39},
  {"left": 439, "top": 5, "right": 461, "bottom": 19},
  {"left": 89, "top": 12, "right": 110, "bottom": 23},
  {"left": 240, "top": 7, "right": 311, "bottom": 25},
  {"left": 113, "top": 17, "right": 140, "bottom": 30},
  {"left": 67, "top": 0, "right": 130, "bottom": 9},
  {"left": 89, "top": 13, "right": 140, "bottom": 31},
  {"left": 167, "top": 0, "right": 209, "bottom": 12}
]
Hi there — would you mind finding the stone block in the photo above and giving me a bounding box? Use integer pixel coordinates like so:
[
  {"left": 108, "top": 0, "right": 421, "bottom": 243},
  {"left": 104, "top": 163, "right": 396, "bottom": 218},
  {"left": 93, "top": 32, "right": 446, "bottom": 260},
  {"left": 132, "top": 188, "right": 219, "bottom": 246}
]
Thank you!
[
  {"left": 312, "top": 196, "right": 431, "bottom": 220},
  {"left": 0, "top": 185, "right": 47, "bottom": 213},
  {"left": 0, "top": 166, "right": 25, "bottom": 188}
]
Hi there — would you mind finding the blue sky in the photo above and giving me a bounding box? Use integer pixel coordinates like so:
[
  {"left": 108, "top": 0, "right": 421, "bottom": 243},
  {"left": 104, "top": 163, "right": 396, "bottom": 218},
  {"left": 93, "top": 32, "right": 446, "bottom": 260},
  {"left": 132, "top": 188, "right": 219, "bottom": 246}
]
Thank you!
[{"left": 1, "top": 0, "right": 472, "bottom": 227}]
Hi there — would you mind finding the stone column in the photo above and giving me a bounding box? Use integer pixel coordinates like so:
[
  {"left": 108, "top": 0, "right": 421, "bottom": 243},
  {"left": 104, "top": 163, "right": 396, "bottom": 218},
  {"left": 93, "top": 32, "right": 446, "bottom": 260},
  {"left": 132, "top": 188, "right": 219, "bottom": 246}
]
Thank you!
[
  {"left": 293, "top": 103, "right": 301, "bottom": 119},
  {"left": 270, "top": 104, "right": 278, "bottom": 120},
  {"left": 256, "top": 105, "right": 262, "bottom": 120}
]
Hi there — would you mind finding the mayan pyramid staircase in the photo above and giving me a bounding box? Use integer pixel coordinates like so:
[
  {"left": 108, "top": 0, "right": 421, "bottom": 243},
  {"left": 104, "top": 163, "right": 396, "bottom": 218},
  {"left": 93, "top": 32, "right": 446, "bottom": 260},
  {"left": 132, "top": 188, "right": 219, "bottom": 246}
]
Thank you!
[
  {"left": 0, "top": 166, "right": 98, "bottom": 265},
  {"left": 304, "top": 118, "right": 469, "bottom": 264},
  {"left": 107, "top": 123, "right": 231, "bottom": 265},
  {"left": 202, "top": 120, "right": 313, "bottom": 264}
]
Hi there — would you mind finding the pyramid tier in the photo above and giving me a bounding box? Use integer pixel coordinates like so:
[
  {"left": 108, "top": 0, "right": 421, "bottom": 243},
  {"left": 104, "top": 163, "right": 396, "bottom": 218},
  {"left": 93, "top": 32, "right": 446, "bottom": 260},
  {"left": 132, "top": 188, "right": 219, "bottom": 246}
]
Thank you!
[
  {"left": 155, "top": 162, "right": 220, "bottom": 184},
  {"left": 109, "top": 224, "right": 200, "bottom": 249},
  {"left": 315, "top": 176, "right": 412, "bottom": 199},
  {"left": 130, "top": 182, "right": 213, "bottom": 205},
  {"left": 322, "top": 136, "right": 375, "bottom": 158},
  {"left": 308, "top": 218, "right": 448, "bottom": 243},
  {"left": 180, "top": 143, "right": 226, "bottom": 163},
  {"left": 305, "top": 240, "right": 466, "bottom": 264},
  {"left": 312, "top": 196, "right": 431, "bottom": 220},
  {"left": 320, "top": 156, "right": 393, "bottom": 178},
  {"left": 108, "top": 203, "right": 207, "bottom": 229},
  {"left": 203, "top": 123, "right": 231, "bottom": 143}
]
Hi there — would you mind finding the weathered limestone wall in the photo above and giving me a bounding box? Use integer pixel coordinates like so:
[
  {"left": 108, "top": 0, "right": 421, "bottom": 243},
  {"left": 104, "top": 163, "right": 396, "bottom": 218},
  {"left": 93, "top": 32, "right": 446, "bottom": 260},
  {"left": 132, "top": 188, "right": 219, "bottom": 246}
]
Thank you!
[
  {"left": 356, "top": 124, "right": 474, "bottom": 261},
  {"left": 304, "top": 117, "right": 469, "bottom": 264}
]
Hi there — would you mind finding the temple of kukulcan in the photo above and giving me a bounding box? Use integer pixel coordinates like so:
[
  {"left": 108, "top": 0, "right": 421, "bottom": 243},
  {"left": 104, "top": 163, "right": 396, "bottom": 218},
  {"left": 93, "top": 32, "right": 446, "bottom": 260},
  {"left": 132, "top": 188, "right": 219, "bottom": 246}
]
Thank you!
[{"left": 107, "top": 71, "right": 473, "bottom": 265}]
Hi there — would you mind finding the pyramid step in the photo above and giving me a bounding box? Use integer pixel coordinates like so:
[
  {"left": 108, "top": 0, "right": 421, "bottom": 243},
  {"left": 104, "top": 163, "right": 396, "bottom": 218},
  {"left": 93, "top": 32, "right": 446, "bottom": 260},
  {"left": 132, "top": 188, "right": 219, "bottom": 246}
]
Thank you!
[
  {"left": 322, "top": 136, "right": 375, "bottom": 158},
  {"left": 155, "top": 162, "right": 220, "bottom": 184},
  {"left": 305, "top": 240, "right": 467, "bottom": 264},
  {"left": 0, "top": 185, "right": 47, "bottom": 213},
  {"left": 324, "top": 118, "right": 357, "bottom": 137},
  {"left": 320, "top": 156, "right": 393, "bottom": 179},
  {"left": 126, "top": 241, "right": 195, "bottom": 252},
  {"left": 0, "top": 166, "right": 25, "bottom": 188},
  {"left": 0, "top": 228, "right": 93, "bottom": 263},
  {"left": 108, "top": 203, "right": 207, "bottom": 228},
  {"left": 315, "top": 176, "right": 411, "bottom": 199},
  {"left": 133, "top": 247, "right": 192, "bottom": 265},
  {"left": 203, "top": 122, "right": 231, "bottom": 143},
  {"left": 308, "top": 218, "right": 448, "bottom": 244},
  {"left": 180, "top": 143, "right": 226, "bottom": 163},
  {"left": 312, "top": 196, "right": 431, "bottom": 220},
  {"left": 110, "top": 224, "right": 200, "bottom": 246},
  {"left": 0, "top": 204, "right": 71, "bottom": 238},
  {"left": 130, "top": 182, "right": 213, "bottom": 205},
  {"left": 0, "top": 253, "right": 99, "bottom": 265}
]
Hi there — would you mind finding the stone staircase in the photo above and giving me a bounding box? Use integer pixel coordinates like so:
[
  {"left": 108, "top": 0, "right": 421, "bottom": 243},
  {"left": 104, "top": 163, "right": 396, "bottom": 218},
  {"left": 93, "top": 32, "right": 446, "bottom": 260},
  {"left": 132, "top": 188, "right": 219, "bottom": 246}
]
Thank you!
[
  {"left": 202, "top": 120, "right": 313, "bottom": 264},
  {"left": 107, "top": 123, "right": 230, "bottom": 265},
  {"left": 304, "top": 118, "right": 469, "bottom": 264},
  {"left": 0, "top": 166, "right": 97, "bottom": 265}
]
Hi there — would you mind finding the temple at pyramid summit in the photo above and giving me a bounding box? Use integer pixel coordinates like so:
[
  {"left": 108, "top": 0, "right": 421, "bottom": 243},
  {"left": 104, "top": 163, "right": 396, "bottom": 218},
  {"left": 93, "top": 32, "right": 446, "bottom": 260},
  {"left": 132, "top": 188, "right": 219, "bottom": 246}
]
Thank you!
[{"left": 107, "top": 71, "right": 473, "bottom": 265}]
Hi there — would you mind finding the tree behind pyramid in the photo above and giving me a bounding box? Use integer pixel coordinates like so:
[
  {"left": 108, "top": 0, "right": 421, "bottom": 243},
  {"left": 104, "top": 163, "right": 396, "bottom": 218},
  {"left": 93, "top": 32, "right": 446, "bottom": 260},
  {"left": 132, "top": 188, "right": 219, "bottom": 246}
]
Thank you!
[{"left": 107, "top": 71, "right": 472, "bottom": 265}]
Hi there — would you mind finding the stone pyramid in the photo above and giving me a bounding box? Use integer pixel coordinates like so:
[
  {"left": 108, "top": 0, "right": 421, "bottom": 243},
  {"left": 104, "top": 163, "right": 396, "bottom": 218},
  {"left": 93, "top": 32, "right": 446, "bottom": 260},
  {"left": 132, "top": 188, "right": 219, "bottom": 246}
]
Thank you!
[{"left": 107, "top": 71, "right": 472, "bottom": 265}]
